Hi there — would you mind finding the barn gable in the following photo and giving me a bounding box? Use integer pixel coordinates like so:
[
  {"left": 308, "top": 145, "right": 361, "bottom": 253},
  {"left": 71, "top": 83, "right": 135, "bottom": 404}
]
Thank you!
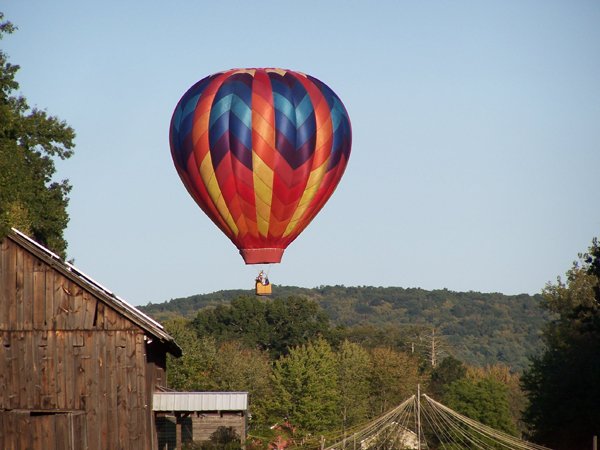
[{"left": 0, "top": 229, "right": 181, "bottom": 450}]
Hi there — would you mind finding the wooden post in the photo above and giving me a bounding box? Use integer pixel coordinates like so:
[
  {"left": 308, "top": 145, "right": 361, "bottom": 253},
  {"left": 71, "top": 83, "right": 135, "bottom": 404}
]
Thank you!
[
  {"left": 176, "top": 413, "right": 182, "bottom": 450},
  {"left": 593, "top": 435, "right": 597, "bottom": 450},
  {"left": 320, "top": 435, "right": 325, "bottom": 450}
]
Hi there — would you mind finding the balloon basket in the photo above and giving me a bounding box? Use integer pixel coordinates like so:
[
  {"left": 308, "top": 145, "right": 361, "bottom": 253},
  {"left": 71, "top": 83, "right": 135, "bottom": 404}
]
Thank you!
[{"left": 255, "top": 281, "right": 272, "bottom": 296}]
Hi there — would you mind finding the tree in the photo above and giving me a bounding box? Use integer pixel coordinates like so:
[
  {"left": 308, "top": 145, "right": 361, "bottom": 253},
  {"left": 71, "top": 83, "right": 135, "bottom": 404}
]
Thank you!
[
  {"left": 0, "top": 14, "right": 75, "bottom": 257},
  {"left": 192, "top": 296, "right": 331, "bottom": 359},
  {"left": 368, "top": 347, "right": 420, "bottom": 415},
  {"left": 272, "top": 338, "right": 340, "bottom": 434},
  {"left": 522, "top": 237, "right": 600, "bottom": 449},
  {"left": 337, "top": 340, "right": 371, "bottom": 429},
  {"left": 467, "top": 364, "right": 527, "bottom": 435},
  {"left": 265, "top": 296, "right": 331, "bottom": 358},
  {"left": 429, "top": 355, "right": 467, "bottom": 398},
  {"left": 164, "top": 318, "right": 218, "bottom": 391},
  {"left": 192, "top": 296, "right": 269, "bottom": 349},
  {"left": 211, "top": 341, "right": 274, "bottom": 428},
  {"left": 443, "top": 377, "right": 518, "bottom": 436}
]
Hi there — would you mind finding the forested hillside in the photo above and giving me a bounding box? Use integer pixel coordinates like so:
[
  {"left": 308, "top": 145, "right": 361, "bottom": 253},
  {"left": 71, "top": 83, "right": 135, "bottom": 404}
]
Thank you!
[{"left": 140, "top": 285, "right": 548, "bottom": 371}]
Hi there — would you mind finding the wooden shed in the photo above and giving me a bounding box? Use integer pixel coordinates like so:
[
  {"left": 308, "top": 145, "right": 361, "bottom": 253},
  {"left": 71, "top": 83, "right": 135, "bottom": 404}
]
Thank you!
[
  {"left": 154, "top": 391, "right": 248, "bottom": 449},
  {"left": 0, "top": 229, "right": 182, "bottom": 450}
]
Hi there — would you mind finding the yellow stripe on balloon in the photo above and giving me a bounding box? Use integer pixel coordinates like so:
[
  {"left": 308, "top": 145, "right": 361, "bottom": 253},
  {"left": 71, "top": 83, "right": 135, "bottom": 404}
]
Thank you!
[
  {"left": 232, "top": 68, "right": 256, "bottom": 76},
  {"left": 265, "top": 68, "right": 288, "bottom": 77},
  {"left": 252, "top": 153, "right": 273, "bottom": 237},
  {"left": 200, "top": 153, "right": 239, "bottom": 236},
  {"left": 283, "top": 157, "right": 330, "bottom": 236}
]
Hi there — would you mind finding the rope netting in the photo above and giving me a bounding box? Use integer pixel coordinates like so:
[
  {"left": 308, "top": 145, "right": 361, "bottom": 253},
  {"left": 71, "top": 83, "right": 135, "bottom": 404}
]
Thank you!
[
  {"left": 323, "top": 396, "right": 417, "bottom": 450},
  {"left": 420, "top": 395, "right": 550, "bottom": 450},
  {"left": 314, "top": 393, "right": 551, "bottom": 450}
]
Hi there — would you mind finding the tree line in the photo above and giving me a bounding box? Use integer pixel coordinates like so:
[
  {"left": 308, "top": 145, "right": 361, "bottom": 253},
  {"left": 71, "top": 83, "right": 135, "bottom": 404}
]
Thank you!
[
  {"left": 143, "top": 285, "right": 548, "bottom": 372},
  {"left": 164, "top": 296, "right": 523, "bottom": 445}
]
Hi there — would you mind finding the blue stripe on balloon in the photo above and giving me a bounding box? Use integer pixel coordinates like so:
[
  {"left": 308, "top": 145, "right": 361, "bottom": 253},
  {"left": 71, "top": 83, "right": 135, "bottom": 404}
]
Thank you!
[
  {"left": 229, "top": 133, "right": 252, "bottom": 169},
  {"left": 294, "top": 94, "right": 313, "bottom": 128},
  {"left": 330, "top": 99, "right": 343, "bottom": 135},
  {"left": 210, "top": 94, "right": 234, "bottom": 129},
  {"left": 295, "top": 111, "right": 316, "bottom": 151},
  {"left": 216, "top": 78, "right": 252, "bottom": 107},
  {"left": 273, "top": 92, "right": 296, "bottom": 126},
  {"left": 210, "top": 129, "right": 230, "bottom": 169},
  {"left": 209, "top": 110, "right": 230, "bottom": 154},
  {"left": 274, "top": 110, "right": 297, "bottom": 150},
  {"left": 230, "top": 94, "right": 252, "bottom": 130},
  {"left": 171, "top": 74, "right": 214, "bottom": 169},
  {"left": 275, "top": 129, "right": 295, "bottom": 162},
  {"left": 228, "top": 109, "right": 252, "bottom": 162},
  {"left": 181, "top": 93, "right": 201, "bottom": 123},
  {"left": 174, "top": 92, "right": 201, "bottom": 146}
]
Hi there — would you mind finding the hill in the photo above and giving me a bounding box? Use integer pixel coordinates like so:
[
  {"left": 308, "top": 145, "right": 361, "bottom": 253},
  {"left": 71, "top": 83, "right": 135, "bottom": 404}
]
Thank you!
[{"left": 140, "top": 285, "right": 548, "bottom": 371}]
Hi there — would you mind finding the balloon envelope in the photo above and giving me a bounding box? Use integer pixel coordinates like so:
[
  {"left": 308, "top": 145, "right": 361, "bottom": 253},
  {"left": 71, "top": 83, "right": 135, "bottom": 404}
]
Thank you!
[{"left": 170, "top": 68, "right": 351, "bottom": 264}]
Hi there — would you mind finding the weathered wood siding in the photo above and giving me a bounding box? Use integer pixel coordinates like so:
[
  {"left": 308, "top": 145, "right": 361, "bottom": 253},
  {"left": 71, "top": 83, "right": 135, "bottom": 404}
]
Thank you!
[
  {"left": 155, "top": 413, "right": 246, "bottom": 449},
  {"left": 0, "top": 236, "right": 169, "bottom": 450},
  {"left": 191, "top": 412, "right": 246, "bottom": 443}
]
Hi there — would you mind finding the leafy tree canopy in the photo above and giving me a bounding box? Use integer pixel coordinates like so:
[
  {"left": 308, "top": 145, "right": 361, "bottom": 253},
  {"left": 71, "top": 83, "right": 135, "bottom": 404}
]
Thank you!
[
  {"left": 443, "top": 377, "right": 518, "bottom": 436},
  {"left": 272, "top": 338, "right": 340, "bottom": 434},
  {"left": 429, "top": 355, "right": 467, "bottom": 398},
  {"left": 192, "top": 296, "right": 331, "bottom": 359},
  {"left": 0, "top": 13, "right": 75, "bottom": 257},
  {"left": 141, "top": 285, "right": 548, "bottom": 371},
  {"left": 522, "top": 237, "right": 600, "bottom": 449},
  {"left": 337, "top": 340, "right": 371, "bottom": 428},
  {"left": 164, "top": 318, "right": 218, "bottom": 391}
]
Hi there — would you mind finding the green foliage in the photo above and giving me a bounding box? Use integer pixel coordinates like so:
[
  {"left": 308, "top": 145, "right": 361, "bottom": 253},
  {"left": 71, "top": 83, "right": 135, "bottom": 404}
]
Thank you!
[
  {"left": 191, "top": 296, "right": 331, "bottom": 359},
  {"left": 272, "top": 338, "right": 340, "bottom": 434},
  {"left": 164, "top": 319, "right": 218, "bottom": 391},
  {"left": 368, "top": 347, "right": 421, "bottom": 415},
  {"left": 211, "top": 341, "right": 274, "bottom": 426},
  {"left": 443, "top": 377, "right": 518, "bottom": 436},
  {"left": 164, "top": 303, "right": 528, "bottom": 438},
  {"left": 141, "top": 285, "right": 547, "bottom": 371},
  {"left": 0, "top": 14, "right": 75, "bottom": 257},
  {"left": 337, "top": 340, "right": 371, "bottom": 429},
  {"left": 429, "top": 356, "right": 467, "bottom": 398},
  {"left": 522, "top": 237, "right": 600, "bottom": 449}
]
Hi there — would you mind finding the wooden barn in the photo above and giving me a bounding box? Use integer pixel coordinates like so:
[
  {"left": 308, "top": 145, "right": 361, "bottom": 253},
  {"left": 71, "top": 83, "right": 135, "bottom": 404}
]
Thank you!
[{"left": 0, "top": 229, "right": 183, "bottom": 450}]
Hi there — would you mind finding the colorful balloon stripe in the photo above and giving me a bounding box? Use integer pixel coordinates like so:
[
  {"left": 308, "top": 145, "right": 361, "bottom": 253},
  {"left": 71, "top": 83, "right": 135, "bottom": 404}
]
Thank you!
[{"left": 170, "top": 68, "right": 351, "bottom": 264}]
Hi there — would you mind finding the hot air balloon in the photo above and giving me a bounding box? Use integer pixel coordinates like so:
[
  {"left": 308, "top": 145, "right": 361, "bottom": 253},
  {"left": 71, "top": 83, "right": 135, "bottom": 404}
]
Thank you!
[{"left": 169, "top": 68, "right": 351, "bottom": 267}]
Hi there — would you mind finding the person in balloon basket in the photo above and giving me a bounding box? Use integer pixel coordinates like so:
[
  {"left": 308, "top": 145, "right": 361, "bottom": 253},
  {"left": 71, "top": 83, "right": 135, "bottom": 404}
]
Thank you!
[{"left": 256, "top": 271, "right": 270, "bottom": 286}]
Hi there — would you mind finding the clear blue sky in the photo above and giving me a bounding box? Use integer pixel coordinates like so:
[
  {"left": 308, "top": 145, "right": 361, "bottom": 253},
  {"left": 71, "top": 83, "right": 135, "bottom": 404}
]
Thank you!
[{"left": 3, "top": 1, "right": 600, "bottom": 306}]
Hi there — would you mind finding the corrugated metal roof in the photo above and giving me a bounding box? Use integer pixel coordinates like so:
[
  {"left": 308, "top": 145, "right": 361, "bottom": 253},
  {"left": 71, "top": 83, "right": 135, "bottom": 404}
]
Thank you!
[
  {"left": 153, "top": 392, "right": 248, "bottom": 412},
  {"left": 8, "top": 228, "right": 181, "bottom": 357}
]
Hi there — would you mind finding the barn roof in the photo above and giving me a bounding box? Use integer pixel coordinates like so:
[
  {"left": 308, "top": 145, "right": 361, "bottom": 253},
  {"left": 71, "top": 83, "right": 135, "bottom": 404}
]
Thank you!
[
  {"left": 152, "top": 392, "right": 248, "bottom": 412},
  {"left": 7, "top": 228, "right": 182, "bottom": 357}
]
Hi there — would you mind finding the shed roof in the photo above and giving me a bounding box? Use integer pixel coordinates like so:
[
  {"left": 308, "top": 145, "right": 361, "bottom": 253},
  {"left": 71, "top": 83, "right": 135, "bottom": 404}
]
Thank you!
[
  {"left": 153, "top": 392, "right": 248, "bottom": 412},
  {"left": 7, "top": 228, "right": 182, "bottom": 357}
]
